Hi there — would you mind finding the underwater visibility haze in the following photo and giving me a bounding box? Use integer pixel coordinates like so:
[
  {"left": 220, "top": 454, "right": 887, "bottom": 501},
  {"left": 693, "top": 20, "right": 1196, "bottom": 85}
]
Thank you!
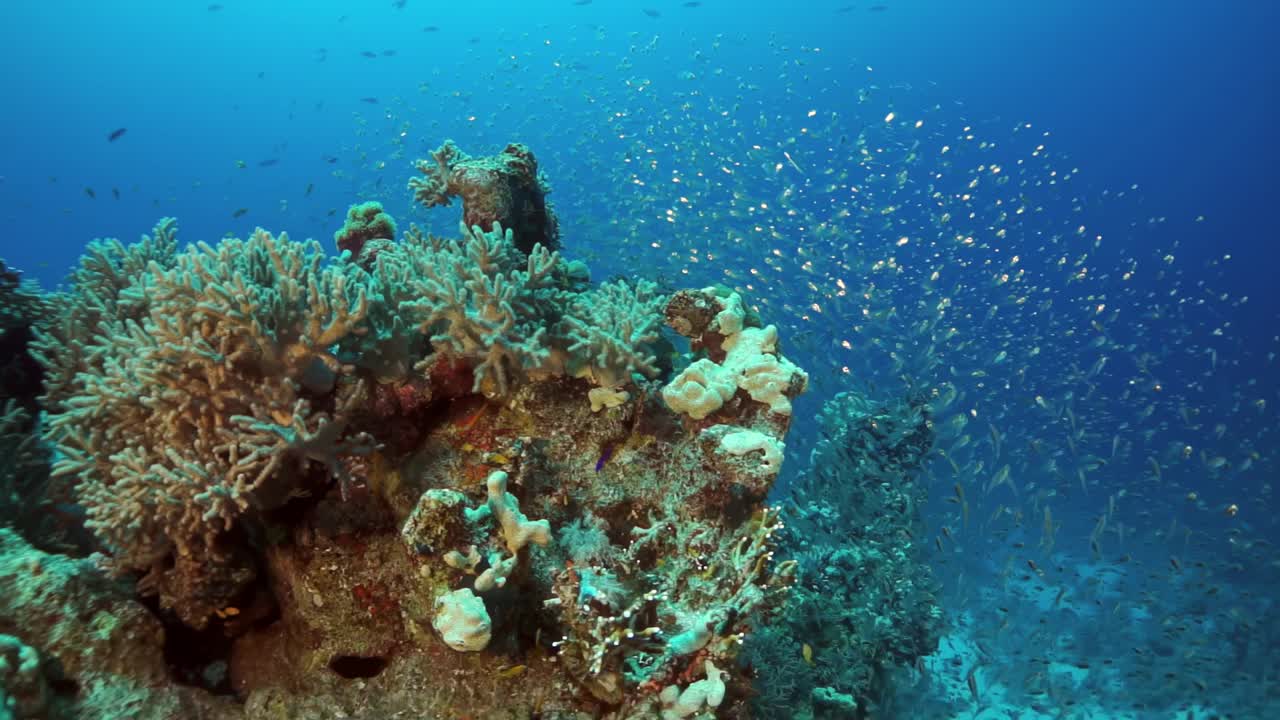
[{"left": 1, "top": 1, "right": 1277, "bottom": 718}]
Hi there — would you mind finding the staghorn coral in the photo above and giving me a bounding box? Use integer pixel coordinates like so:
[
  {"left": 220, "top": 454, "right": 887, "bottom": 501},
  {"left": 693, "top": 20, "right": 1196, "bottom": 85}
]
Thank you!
[{"left": 349, "top": 220, "right": 663, "bottom": 404}]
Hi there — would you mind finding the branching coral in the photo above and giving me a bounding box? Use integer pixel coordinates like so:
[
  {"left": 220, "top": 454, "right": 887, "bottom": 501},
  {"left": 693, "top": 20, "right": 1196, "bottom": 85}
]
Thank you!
[
  {"left": 40, "top": 225, "right": 377, "bottom": 627},
  {"left": 376, "top": 222, "right": 567, "bottom": 397},
  {"left": 562, "top": 278, "right": 666, "bottom": 391},
  {"left": 31, "top": 218, "right": 178, "bottom": 417}
]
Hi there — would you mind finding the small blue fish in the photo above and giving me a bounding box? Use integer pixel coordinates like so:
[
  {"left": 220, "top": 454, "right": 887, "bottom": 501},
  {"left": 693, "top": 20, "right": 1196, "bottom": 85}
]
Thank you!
[{"left": 595, "top": 443, "right": 616, "bottom": 472}]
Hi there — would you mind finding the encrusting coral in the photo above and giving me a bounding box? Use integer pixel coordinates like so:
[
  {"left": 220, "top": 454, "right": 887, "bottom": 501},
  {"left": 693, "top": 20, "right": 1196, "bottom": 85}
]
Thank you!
[{"left": 0, "top": 140, "right": 941, "bottom": 720}]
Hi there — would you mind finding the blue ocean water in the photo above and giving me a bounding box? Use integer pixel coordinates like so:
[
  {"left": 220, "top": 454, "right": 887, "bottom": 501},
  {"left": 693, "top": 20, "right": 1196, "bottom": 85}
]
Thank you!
[{"left": 2, "top": 1, "right": 1277, "bottom": 717}]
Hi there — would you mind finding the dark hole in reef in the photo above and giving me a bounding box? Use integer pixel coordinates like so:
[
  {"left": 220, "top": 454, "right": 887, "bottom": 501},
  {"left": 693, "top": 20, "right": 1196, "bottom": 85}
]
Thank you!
[
  {"left": 49, "top": 675, "right": 80, "bottom": 697},
  {"left": 328, "top": 654, "right": 389, "bottom": 679},
  {"left": 157, "top": 608, "right": 237, "bottom": 696},
  {"left": 41, "top": 657, "right": 80, "bottom": 698}
]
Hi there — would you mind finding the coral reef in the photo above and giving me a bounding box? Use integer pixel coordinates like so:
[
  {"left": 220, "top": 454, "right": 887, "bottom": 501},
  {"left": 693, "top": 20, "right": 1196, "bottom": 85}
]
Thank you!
[
  {"left": 0, "top": 260, "right": 45, "bottom": 420},
  {"left": 409, "top": 140, "right": 560, "bottom": 254},
  {"left": 0, "top": 527, "right": 239, "bottom": 719},
  {"left": 38, "top": 222, "right": 375, "bottom": 628},
  {"left": 332, "top": 201, "right": 397, "bottom": 264},
  {"left": 0, "top": 401, "right": 64, "bottom": 555},
  {"left": 0, "top": 633, "right": 48, "bottom": 720},
  {"left": 0, "top": 263, "right": 72, "bottom": 554},
  {"left": 743, "top": 391, "right": 942, "bottom": 719},
  {"left": 0, "top": 139, "right": 932, "bottom": 718}
]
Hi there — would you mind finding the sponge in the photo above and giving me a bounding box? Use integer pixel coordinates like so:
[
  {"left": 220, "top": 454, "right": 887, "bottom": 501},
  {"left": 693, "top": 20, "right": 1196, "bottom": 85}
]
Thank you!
[
  {"left": 660, "top": 660, "right": 726, "bottom": 718},
  {"left": 466, "top": 471, "right": 552, "bottom": 554},
  {"left": 432, "top": 588, "right": 491, "bottom": 652},
  {"left": 662, "top": 323, "right": 807, "bottom": 419}
]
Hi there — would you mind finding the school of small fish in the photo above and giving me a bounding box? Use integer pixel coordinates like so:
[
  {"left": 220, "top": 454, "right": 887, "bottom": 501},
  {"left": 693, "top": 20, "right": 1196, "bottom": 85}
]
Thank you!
[{"left": 56, "top": 6, "right": 1278, "bottom": 717}]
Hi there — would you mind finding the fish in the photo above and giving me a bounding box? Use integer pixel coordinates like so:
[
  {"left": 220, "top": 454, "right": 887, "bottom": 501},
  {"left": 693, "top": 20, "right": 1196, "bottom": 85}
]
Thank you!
[
  {"left": 107, "top": 127, "right": 127, "bottom": 142},
  {"left": 381, "top": 49, "right": 397, "bottom": 56},
  {"left": 572, "top": 0, "right": 592, "bottom": 5},
  {"left": 642, "top": 8, "right": 660, "bottom": 17},
  {"left": 360, "top": 51, "right": 377, "bottom": 58},
  {"left": 595, "top": 443, "right": 616, "bottom": 472},
  {"left": 683, "top": 1, "right": 703, "bottom": 6},
  {"left": 232, "top": 208, "right": 248, "bottom": 218},
  {"left": 869, "top": 4, "right": 889, "bottom": 10},
  {"left": 495, "top": 664, "right": 526, "bottom": 679},
  {"left": 422, "top": 25, "right": 440, "bottom": 32},
  {"left": 111, "top": 187, "right": 120, "bottom": 200},
  {"left": 84, "top": 187, "right": 95, "bottom": 199},
  {"left": 207, "top": 4, "right": 222, "bottom": 10},
  {"left": 360, "top": 97, "right": 379, "bottom": 104},
  {"left": 257, "top": 158, "right": 279, "bottom": 167},
  {"left": 304, "top": 183, "right": 314, "bottom": 196}
]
